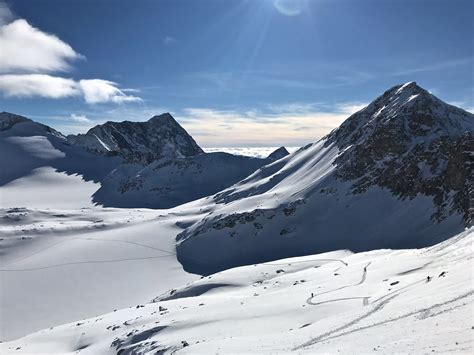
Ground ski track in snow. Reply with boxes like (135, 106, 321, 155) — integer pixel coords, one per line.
(262, 258, 348, 266)
(296, 290, 474, 350)
(0, 254, 177, 272)
(297, 262, 472, 351)
(306, 261, 371, 306)
(298, 260, 461, 349)
(0, 237, 177, 271)
(1, 229, 472, 353)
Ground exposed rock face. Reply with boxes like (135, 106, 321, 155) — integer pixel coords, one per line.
(68, 113, 204, 163)
(0, 112, 31, 131)
(325, 82, 473, 223)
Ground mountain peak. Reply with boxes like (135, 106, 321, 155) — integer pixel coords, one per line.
(392, 81, 419, 93)
(267, 146, 290, 161)
(376, 81, 430, 108)
(323, 83, 473, 224)
(68, 113, 203, 163)
(148, 112, 177, 124)
(327, 82, 473, 151)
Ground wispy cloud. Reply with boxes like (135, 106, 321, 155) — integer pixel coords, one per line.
(0, 74, 141, 103)
(178, 102, 367, 147)
(33, 99, 366, 143)
(0, 19, 83, 73)
(163, 36, 177, 45)
(79, 79, 141, 104)
(0, 74, 79, 98)
(69, 113, 91, 123)
(448, 101, 474, 113)
(186, 67, 373, 94)
(390, 57, 473, 76)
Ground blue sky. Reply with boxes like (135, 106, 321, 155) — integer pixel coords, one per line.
(0, 0, 472, 146)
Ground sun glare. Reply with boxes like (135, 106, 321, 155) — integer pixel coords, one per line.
(273, 0, 307, 16)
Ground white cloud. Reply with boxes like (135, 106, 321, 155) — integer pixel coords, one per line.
(0, 74, 79, 98)
(0, 19, 83, 73)
(79, 79, 141, 104)
(179, 103, 367, 147)
(0, 74, 141, 104)
(0, 2, 141, 104)
(69, 113, 91, 123)
(335, 102, 367, 115)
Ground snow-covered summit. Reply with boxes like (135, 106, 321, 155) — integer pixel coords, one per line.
(68, 113, 204, 163)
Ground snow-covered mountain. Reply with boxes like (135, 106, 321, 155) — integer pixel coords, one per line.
(3, 227, 472, 354)
(176, 82, 474, 274)
(266, 146, 290, 161)
(67, 113, 203, 164)
(93, 150, 287, 209)
(0, 112, 287, 209)
(0, 112, 122, 208)
(1, 84, 472, 353)
(325, 82, 472, 223)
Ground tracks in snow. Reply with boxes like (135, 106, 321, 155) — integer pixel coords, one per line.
(295, 290, 474, 350)
(0, 237, 177, 271)
(306, 262, 371, 306)
(296, 263, 468, 351)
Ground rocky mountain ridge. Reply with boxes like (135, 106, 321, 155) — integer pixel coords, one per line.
(67, 113, 204, 163)
(325, 82, 473, 223)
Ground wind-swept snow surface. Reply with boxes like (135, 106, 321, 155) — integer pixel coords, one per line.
(0, 167, 99, 209)
(0, 207, 201, 341)
(0, 112, 121, 209)
(2, 229, 472, 354)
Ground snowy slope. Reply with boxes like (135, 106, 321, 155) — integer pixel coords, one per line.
(176, 83, 473, 274)
(0, 112, 122, 209)
(1, 83, 471, 353)
(93, 150, 287, 209)
(2, 228, 472, 354)
(0, 206, 205, 341)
